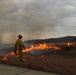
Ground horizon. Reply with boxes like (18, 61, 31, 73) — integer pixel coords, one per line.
(0, 35, 75, 45)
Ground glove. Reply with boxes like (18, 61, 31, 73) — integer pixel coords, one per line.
(14, 50, 17, 55)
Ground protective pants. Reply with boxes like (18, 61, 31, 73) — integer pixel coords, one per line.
(17, 51, 23, 61)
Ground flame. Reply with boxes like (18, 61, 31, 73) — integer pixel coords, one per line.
(2, 43, 60, 61)
(23, 43, 60, 53)
(2, 52, 15, 61)
(67, 42, 73, 47)
(2, 42, 76, 61)
(59, 42, 73, 47)
(3, 55, 8, 61)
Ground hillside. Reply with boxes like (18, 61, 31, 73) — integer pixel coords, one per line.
(24, 36, 76, 44)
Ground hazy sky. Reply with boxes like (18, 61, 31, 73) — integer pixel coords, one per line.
(0, 0, 76, 44)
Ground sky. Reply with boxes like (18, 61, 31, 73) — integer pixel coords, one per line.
(0, 0, 76, 44)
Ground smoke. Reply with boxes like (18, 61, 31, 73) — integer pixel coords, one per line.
(0, 0, 76, 44)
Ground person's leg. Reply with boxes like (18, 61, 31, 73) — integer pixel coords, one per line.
(18, 51, 23, 61)
(17, 51, 20, 60)
(20, 51, 23, 62)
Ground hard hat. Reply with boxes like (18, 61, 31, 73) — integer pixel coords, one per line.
(18, 34, 23, 38)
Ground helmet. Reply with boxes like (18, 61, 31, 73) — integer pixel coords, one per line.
(18, 34, 23, 38)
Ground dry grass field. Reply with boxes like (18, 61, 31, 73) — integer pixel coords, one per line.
(0, 44, 76, 75)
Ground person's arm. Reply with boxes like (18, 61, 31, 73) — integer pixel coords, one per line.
(15, 39, 18, 49)
(14, 39, 19, 54)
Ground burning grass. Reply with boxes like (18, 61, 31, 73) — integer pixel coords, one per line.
(0, 42, 76, 75)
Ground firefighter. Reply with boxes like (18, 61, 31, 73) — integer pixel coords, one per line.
(15, 34, 25, 62)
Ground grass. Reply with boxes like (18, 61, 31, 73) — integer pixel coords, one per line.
(23, 52, 76, 75)
(0, 45, 76, 75)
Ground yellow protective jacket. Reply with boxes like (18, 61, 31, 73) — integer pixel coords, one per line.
(15, 39, 25, 52)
